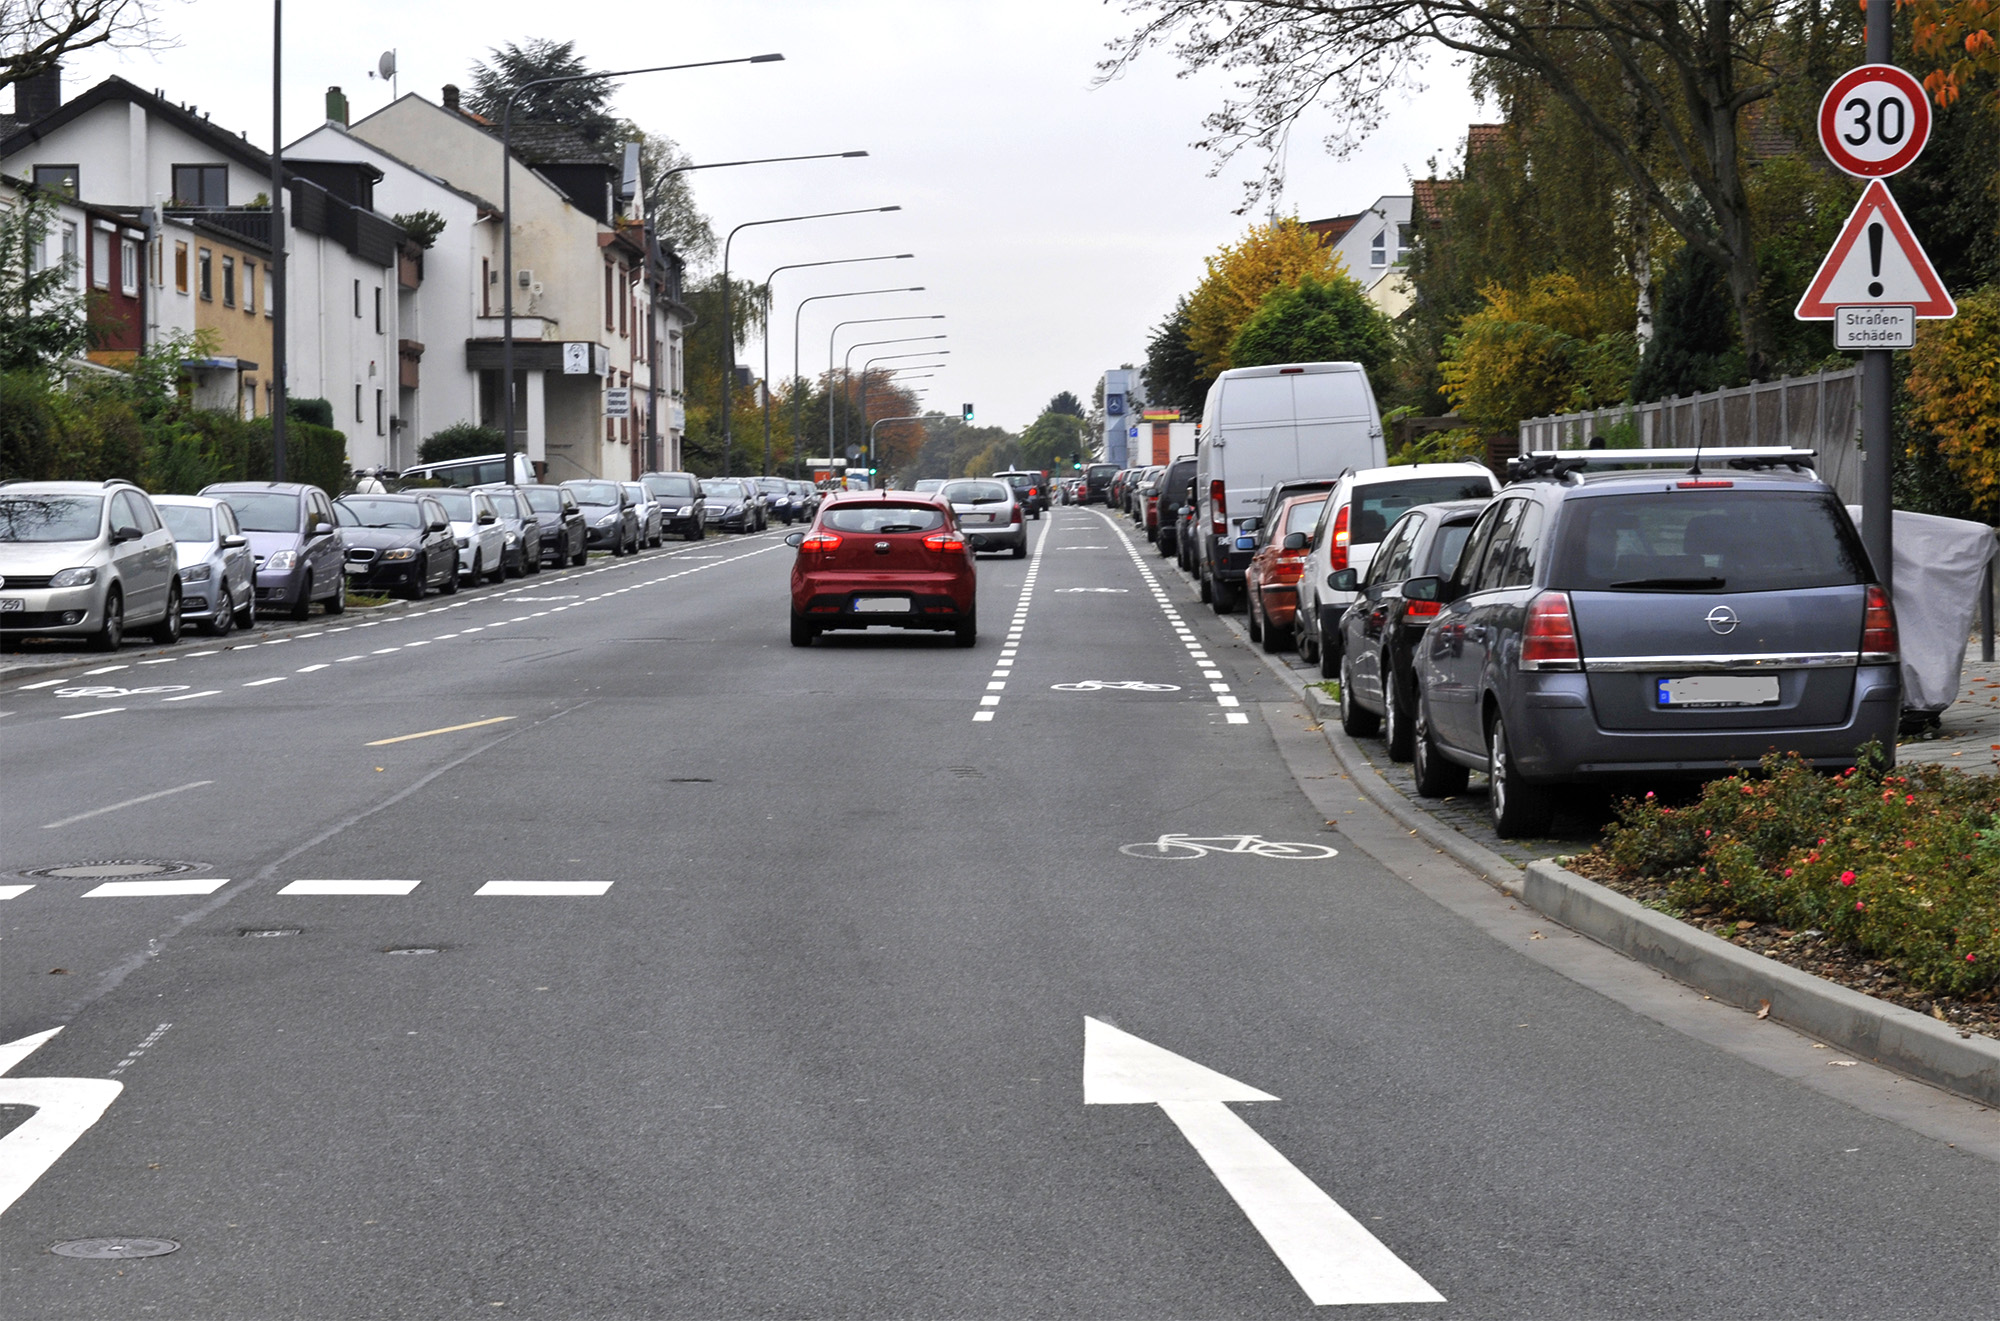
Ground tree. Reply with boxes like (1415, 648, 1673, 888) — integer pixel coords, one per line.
(1020, 409, 1090, 472)
(1907, 0, 2000, 107)
(1143, 296, 1208, 418)
(392, 210, 447, 250)
(467, 39, 618, 141)
(419, 422, 503, 463)
(1184, 218, 1346, 378)
(1440, 273, 1636, 431)
(1110, 0, 1828, 378)
(0, 192, 85, 373)
(1226, 273, 1394, 379)
(1630, 244, 1743, 402)
(1047, 390, 1086, 417)
(619, 124, 716, 267)
(1, 0, 164, 95)
(1906, 284, 2000, 518)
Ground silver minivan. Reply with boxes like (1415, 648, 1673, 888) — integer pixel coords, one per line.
(1191, 362, 1385, 612)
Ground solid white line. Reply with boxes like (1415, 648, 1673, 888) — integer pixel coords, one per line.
(0, 885, 33, 900)
(41, 779, 214, 829)
(279, 879, 421, 895)
(0, 1028, 124, 1221)
(160, 689, 221, 702)
(84, 877, 230, 898)
(60, 707, 123, 719)
(474, 880, 612, 897)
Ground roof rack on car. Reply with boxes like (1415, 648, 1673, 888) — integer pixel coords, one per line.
(1509, 447, 1819, 481)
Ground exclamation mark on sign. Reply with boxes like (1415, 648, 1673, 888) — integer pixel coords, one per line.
(1867, 222, 1884, 298)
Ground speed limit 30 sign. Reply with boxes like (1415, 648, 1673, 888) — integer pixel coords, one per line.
(1818, 64, 1931, 177)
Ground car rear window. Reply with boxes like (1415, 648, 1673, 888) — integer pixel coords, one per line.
(159, 504, 215, 542)
(1550, 490, 1869, 593)
(0, 495, 104, 541)
(1351, 476, 1493, 545)
(216, 492, 301, 533)
(943, 481, 1010, 504)
(1282, 498, 1326, 537)
(521, 487, 564, 513)
(822, 505, 946, 534)
(643, 476, 697, 499)
(1427, 519, 1476, 578)
(431, 491, 475, 520)
(568, 482, 622, 505)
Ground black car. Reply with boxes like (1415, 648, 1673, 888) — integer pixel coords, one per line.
(1329, 499, 1490, 761)
(520, 484, 587, 566)
(1083, 463, 1118, 505)
(334, 493, 460, 599)
(993, 470, 1048, 518)
(473, 484, 545, 577)
(561, 480, 640, 555)
(1155, 457, 1198, 560)
(640, 471, 706, 540)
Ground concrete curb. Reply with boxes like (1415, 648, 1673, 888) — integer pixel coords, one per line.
(1221, 602, 2000, 1110)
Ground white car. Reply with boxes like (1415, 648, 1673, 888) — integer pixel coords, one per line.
(621, 482, 666, 548)
(152, 494, 257, 635)
(427, 488, 508, 586)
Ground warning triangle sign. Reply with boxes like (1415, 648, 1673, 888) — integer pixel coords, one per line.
(1795, 180, 1956, 319)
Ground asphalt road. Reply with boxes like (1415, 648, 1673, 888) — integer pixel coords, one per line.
(2, 508, 1997, 1319)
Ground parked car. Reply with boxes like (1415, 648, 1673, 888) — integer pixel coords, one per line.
(202, 481, 346, 619)
(1244, 489, 1332, 652)
(1190, 362, 1386, 613)
(1294, 463, 1499, 677)
(1156, 457, 1198, 560)
(791, 480, 822, 521)
(1328, 499, 1488, 760)
(563, 480, 641, 554)
(786, 492, 976, 647)
(640, 471, 705, 540)
(472, 485, 546, 576)
(1083, 463, 1118, 505)
(993, 470, 1048, 518)
(753, 475, 801, 525)
(521, 484, 587, 566)
(1134, 465, 1168, 536)
(333, 492, 461, 599)
(151, 494, 256, 635)
(937, 478, 1026, 557)
(426, 487, 509, 584)
(0, 479, 183, 649)
(621, 482, 666, 548)
(699, 479, 759, 534)
(394, 452, 537, 488)
(1402, 449, 1899, 837)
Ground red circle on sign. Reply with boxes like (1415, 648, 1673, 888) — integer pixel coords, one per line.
(1818, 64, 1931, 177)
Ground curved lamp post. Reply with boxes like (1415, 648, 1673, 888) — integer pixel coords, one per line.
(758, 254, 914, 475)
(789, 288, 923, 477)
(826, 320, 946, 462)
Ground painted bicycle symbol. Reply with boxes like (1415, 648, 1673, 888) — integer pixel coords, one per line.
(1051, 680, 1181, 693)
(1120, 833, 1339, 861)
(53, 685, 190, 700)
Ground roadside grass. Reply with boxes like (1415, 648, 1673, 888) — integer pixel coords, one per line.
(1597, 747, 2000, 997)
(1311, 680, 1339, 701)
(346, 592, 393, 608)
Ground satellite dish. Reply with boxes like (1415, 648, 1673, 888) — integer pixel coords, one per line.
(377, 51, 397, 82)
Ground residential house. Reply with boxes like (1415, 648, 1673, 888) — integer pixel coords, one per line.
(1, 170, 150, 373)
(1304, 194, 1415, 316)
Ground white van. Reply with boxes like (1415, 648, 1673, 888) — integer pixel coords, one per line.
(1191, 362, 1384, 612)
(396, 452, 537, 488)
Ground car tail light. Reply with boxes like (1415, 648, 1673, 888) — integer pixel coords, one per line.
(1404, 599, 1441, 620)
(1011, 504, 1022, 525)
(1861, 584, 1898, 660)
(1520, 591, 1581, 670)
(1329, 503, 1350, 571)
(1210, 480, 1226, 535)
(923, 531, 966, 553)
(800, 532, 842, 553)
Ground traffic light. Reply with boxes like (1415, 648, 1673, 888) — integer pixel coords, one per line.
(962, 403, 974, 423)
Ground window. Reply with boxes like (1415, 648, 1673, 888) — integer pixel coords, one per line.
(120, 237, 139, 296)
(60, 222, 78, 282)
(618, 267, 629, 337)
(1471, 499, 1528, 594)
(174, 241, 189, 292)
(1497, 503, 1544, 589)
(32, 164, 78, 196)
(198, 247, 213, 301)
(241, 384, 255, 421)
(263, 267, 272, 318)
(1396, 224, 1414, 265)
(355, 383, 364, 422)
(91, 226, 110, 288)
(353, 279, 362, 317)
(221, 255, 236, 307)
(374, 286, 383, 334)
(171, 164, 228, 207)
(1370, 228, 1388, 268)
(481, 258, 491, 316)
(110, 491, 145, 539)
(604, 264, 615, 330)
(242, 260, 255, 313)
(376, 389, 385, 436)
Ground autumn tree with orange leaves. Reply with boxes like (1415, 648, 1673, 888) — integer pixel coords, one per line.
(1904, 0, 2000, 105)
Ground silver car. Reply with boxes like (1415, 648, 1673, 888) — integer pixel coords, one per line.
(0, 479, 183, 650)
(938, 479, 1026, 557)
(428, 487, 509, 585)
(622, 482, 666, 548)
(153, 494, 256, 635)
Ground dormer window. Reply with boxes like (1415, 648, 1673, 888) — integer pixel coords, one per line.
(1370, 228, 1388, 268)
(171, 164, 228, 207)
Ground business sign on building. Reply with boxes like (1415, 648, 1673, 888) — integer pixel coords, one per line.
(603, 387, 631, 418)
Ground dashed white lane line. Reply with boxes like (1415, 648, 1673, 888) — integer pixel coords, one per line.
(60, 707, 123, 719)
(242, 677, 286, 687)
(972, 522, 1047, 723)
(279, 879, 421, 896)
(40, 779, 213, 829)
(297, 664, 329, 673)
(83, 877, 230, 898)
(1091, 508, 1246, 726)
(475, 880, 613, 897)
(18, 679, 65, 690)
(82, 665, 128, 676)
(0, 885, 32, 901)
(161, 690, 221, 702)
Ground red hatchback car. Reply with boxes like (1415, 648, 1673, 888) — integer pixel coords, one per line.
(787, 492, 978, 647)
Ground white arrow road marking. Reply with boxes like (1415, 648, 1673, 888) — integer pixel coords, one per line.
(0, 1028, 123, 1221)
(1083, 1017, 1443, 1307)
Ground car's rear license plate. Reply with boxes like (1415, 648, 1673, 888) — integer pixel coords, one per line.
(853, 597, 910, 613)
(1658, 675, 1779, 707)
(0, 598, 24, 612)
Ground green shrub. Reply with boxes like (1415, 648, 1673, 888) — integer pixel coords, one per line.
(287, 397, 335, 429)
(420, 422, 503, 463)
(0, 370, 60, 478)
(1604, 749, 2000, 994)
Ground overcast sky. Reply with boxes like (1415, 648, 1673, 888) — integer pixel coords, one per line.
(49, 0, 1483, 430)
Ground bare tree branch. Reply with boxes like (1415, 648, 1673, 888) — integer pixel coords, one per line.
(1, 0, 173, 94)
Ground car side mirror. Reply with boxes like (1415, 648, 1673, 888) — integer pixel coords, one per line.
(477, 511, 496, 524)
(429, 520, 450, 533)
(1328, 568, 1360, 592)
(112, 525, 144, 543)
(1239, 517, 1263, 534)
(784, 530, 806, 547)
(221, 533, 248, 549)
(1281, 532, 1309, 551)
(1402, 575, 1443, 603)
(311, 520, 334, 537)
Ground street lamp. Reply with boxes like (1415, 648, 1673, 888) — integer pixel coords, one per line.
(759, 254, 914, 476)
(661, 149, 866, 184)
(788, 285, 922, 478)
(826, 318, 946, 460)
(501, 52, 782, 483)
(847, 345, 950, 484)
(720, 205, 901, 475)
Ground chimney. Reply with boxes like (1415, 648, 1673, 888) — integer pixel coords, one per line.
(326, 85, 349, 126)
(14, 63, 61, 122)
(442, 84, 461, 113)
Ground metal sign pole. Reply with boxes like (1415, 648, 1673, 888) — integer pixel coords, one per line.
(1861, 0, 1893, 595)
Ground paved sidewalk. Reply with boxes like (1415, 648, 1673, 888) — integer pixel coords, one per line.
(1896, 638, 2000, 771)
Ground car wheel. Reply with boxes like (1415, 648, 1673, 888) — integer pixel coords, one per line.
(1338, 652, 1380, 737)
(1317, 610, 1342, 680)
(953, 607, 977, 648)
(1412, 697, 1470, 798)
(207, 587, 235, 636)
(790, 613, 816, 647)
(1012, 538, 1027, 559)
(1487, 715, 1554, 839)
(1197, 562, 1213, 603)
(149, 582, 183, 645)
(1246, 589, 1264, 642)
(1210, 574, 1239, 614)
(324, 574, 346, 614)
(403, 557, 428, 600)
(1296, 608, 1318, 665)
(439, 557, 459, 594)
(290, 572, 314, 620)
(571, 537, 587, 567)
(90, 588, 124, 651)
(236, 586, 256, 629)
(1383, 664, 1416, 763)
(1261, 601, 1289, 653)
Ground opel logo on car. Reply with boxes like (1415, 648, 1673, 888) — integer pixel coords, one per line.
(1705, 605, 1739, 635)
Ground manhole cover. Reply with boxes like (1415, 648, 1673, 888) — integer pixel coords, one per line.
(383, 946, 440, 956)
(22, 860, 204, 880)
(51, 1238, 179, 1259)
